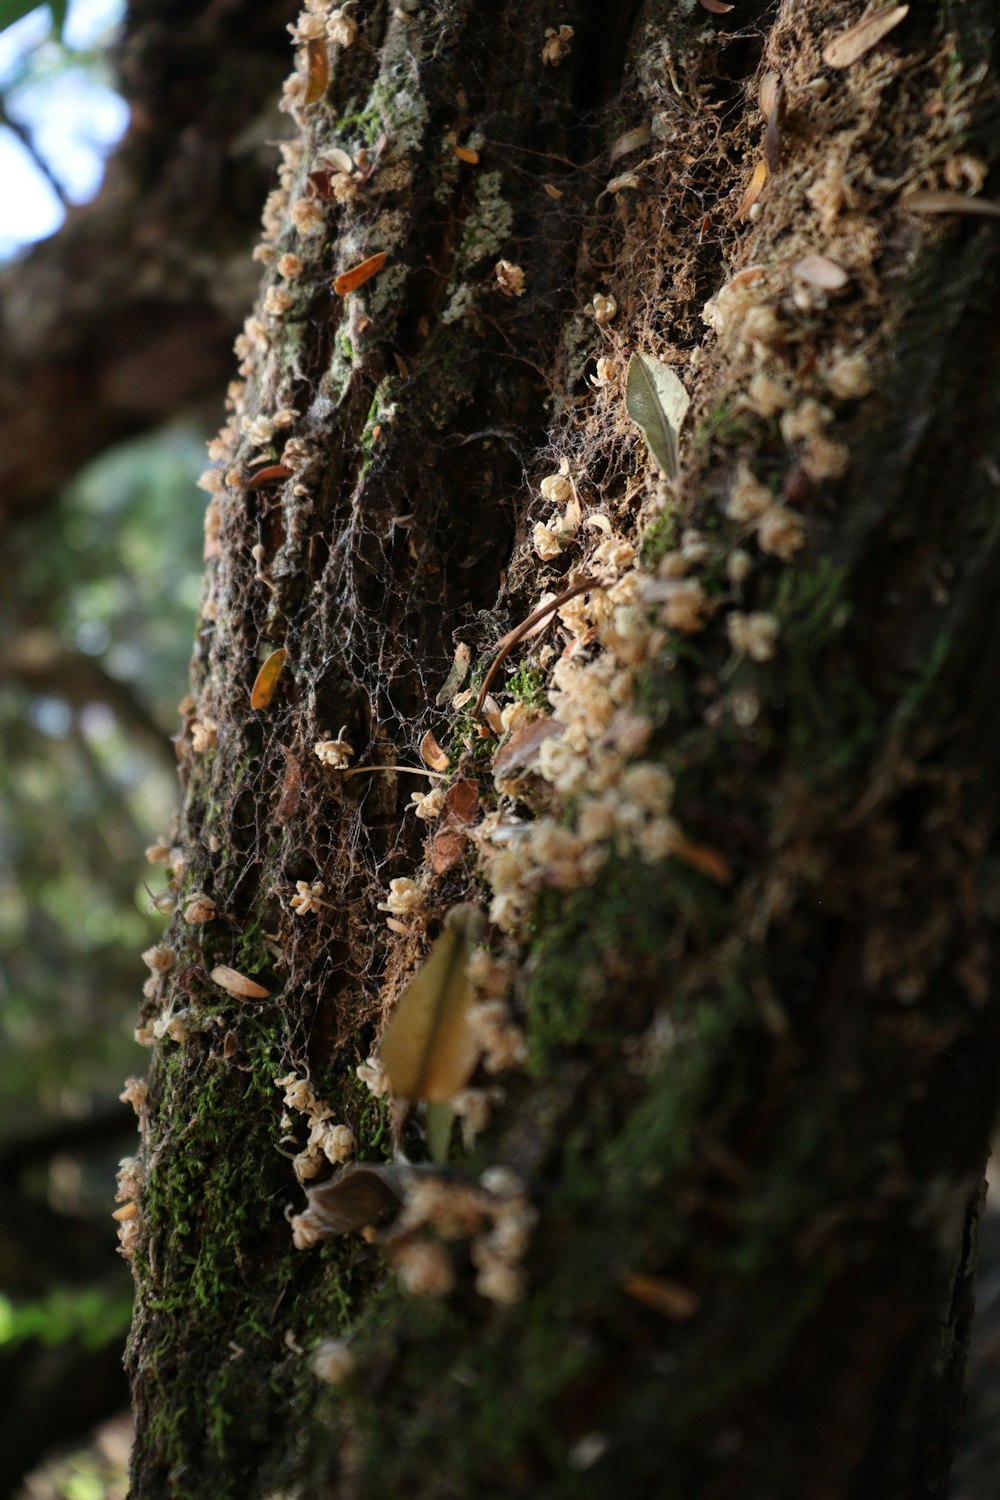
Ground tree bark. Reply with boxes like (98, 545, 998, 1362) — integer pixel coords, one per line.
(124, 2, 1000, 1497)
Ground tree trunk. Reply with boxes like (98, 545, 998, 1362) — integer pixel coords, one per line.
(124, 2, 1000, 1497)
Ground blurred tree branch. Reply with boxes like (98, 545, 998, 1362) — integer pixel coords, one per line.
(0, 0, 299, 540)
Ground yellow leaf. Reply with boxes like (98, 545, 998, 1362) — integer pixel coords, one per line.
(737, 159, 768, 220)
(304, 37, 330, 104)
(250, 648, 287, 710)
(380, 906, 483, 1102)
(210, 965, 271, 999)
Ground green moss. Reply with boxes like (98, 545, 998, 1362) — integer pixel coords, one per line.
(694, 399, 752, 449)
(639, 511, 680, 566)
(504, 663, 547, 709)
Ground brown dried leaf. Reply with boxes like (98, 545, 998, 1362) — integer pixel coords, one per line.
(492, 717, 562, 786)
(304, 37, 330, 104)
(737, 159, 768, 220)
(210, 965, 271, 1000)
(305, 1165, 406, 1235)
(792, 255, 849, 289)
(763, 77, 785, 173)
(380, 906, 484, 1102)
(250, 647, 287, 710)
(275, 746, 303, 824)
(672, 835, 733, 886)
(543, 182, 563, 199)
(901, 189, 1000, 219)
(333, 251, 387, 295)
(622, 1272, 701, 1320)
(431, 829, 468, 874)
(609, 123, 651, 163)
(247, 464, 292, 491)
(442, 778, 480, 825)
(698, 0, 734, 11)
(419, 729, 450, 771)
(435, 641, 471, 705)
(822, 4, 909, 69)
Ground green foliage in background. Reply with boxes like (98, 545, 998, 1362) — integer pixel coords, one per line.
(0, 426, 205, 1155)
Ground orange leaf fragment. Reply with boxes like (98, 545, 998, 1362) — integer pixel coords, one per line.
(304, 37, 330, 104)
(698, 0, 734, 11)
(247, 464, 292, 491)
(543, 182, 563, 199)
(737, 160, 768, 220)
(419, 729, 450, 772)
(622, 1272, 701, 1320)
(822, 5, 908, 70)
(431, 829, 468, 874)
(454, 145, 479, 164)
(210, 965, 271, 1000)
(333, 251, 387, 295)
(250, 648, 287, 710)
(672, 835, 733, 886)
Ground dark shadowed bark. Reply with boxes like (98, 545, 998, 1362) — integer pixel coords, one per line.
(122, 2, 1000, 1497)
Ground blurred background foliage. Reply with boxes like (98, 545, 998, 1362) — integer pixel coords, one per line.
(0, 9, 208, 1493)
(1, 424, 204, 1151)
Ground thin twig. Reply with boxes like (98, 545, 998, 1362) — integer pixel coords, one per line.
(339, 764, 448, 780)
(473, 576, 601, 719)
(0, 97, 71, 210)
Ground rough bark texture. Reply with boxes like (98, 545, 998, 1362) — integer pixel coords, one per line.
(124, 2, 1000, 1498)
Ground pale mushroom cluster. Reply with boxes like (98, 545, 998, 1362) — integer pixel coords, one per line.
(275, 1071, 356, 1183)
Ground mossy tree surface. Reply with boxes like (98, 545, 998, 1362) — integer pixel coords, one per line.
(127, 3, 1000, 1498)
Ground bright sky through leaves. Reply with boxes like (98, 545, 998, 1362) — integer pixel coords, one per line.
(0, 0, 127, 257)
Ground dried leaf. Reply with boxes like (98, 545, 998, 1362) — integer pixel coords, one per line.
(442, 778, 480, 824)
(822, 4, 909, 69)
(792, 255, 849, 289)
(737, 159, 768, 220)
(333, 251, 387, 295)
(425, 1102, 455, 1164)
(380, 906, 484, 1103)
(455, 145, 479, 164)
(419, 729, 450, 771)
(305, 1165, 406, 1235)
(758, 71, 781, 121)
(521, 591, 557, 641)
(622, 1272, 701, 1320)
(901, 189, 1000, 219)
(762, 76, 785, 173)
(247, 464, 292, 491)
(210, 965, 271, 1000)
(609, 123, 651, 163)
(625, 353, 691, 481)
(543, 182, 563, 199)
(250, 647, 287, 710)
(275, 746, 303, 824)
(698, 0, 734, 11)
(605, 171, 642, 195)
(435, 641, 471, 705)
(304, 37, 330, 104)
(672, 835, 733, 886)
(431, 829, 469, 875)
(320, 146, 355, 176)
(430, 779, 479, 872)
(492, 717, 562, 786)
